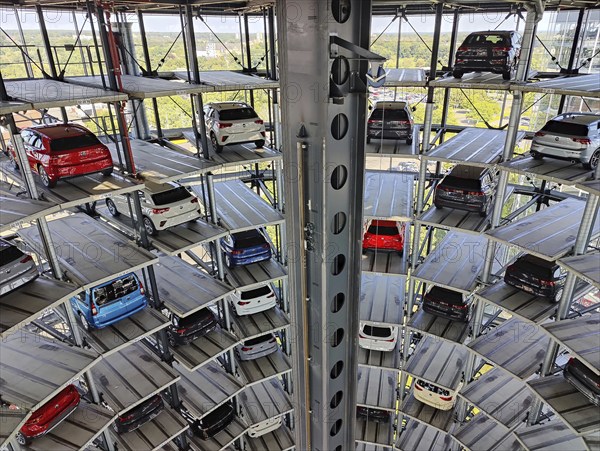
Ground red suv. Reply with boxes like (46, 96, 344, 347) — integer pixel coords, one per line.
(362, 220, 406, 253)
(8, 123, 113, 188)
(16, 384, 80, 445)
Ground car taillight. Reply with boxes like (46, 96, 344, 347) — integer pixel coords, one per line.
(454, 304, 468, 310)
(177, 327, 188, 333)
(440, 396, 453, 401)
(466, 191, 484, 197)
(572, 137, 591, 144)
(91, 301, 98, 316)
(492, 47, 510, 56)
(139, 282, 145, 295)
(567, 357, 574, 365)
(152, 207, 170, 214)
(415, 384, 423, 391)
(540, 279, 555, 287)
(119, 413, 134, 422)
(262, 244, 270, 249)
(20, 255, 33, 263)
(457, 46, 468, 52)
(232, 250, 243, 255)
(359, 333, 366, 339)
(255, 119, 264, 125)
(385, 337, 395, 342)
(241, 347, 252, 351)
(269, 337, 276, 343)
(238, 301, 251, 306)
(218, 122, 233, 129)
(267, 293, 275, 298)
(190, 197, 198, 204)
(534, 132, 545, 137)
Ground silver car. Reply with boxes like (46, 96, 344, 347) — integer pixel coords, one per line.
(236, 333, 279, 361)
(531, 113, 600, 169)
(0, 241, 38, 296)
(203, 102, 266, 153)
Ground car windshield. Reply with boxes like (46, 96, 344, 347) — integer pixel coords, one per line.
(416, 379, 451, 396)
(241, 285, 271, 300)
(440, 175, 481, 191)
(0, 243, 24, 264)
(218, 107, 258, 121)
(465, 33, 510, 46)
(92, 275, 139, 306)
(151, 187, 192, 205)
(367, 225, 398, 235)
(362, 324, 392, 338)
(541, 121, 589, 136)
(370, 108, 409, 121)
(50, 134, 100, 152)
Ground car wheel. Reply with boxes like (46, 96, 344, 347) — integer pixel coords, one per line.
(255, 139, 265, 148)
(452, 70, 463, 79)
(15, 432, 29, 446)
(167, 331, 177, 347)
(583, 150, 599, 170)
(106, 198, 119, 216)
(531, 151, 544, 160)
(502, 70, 512, 81)
(554, 288, 564, 303)
(479, 207, 488, 217)
(79, 313, 90, 332)
(406, 138, 413, 145)
(366, 137, 371, 144)
(101, 167, 113, 176)
(143, 216, 157, 236)
(38, 165, 56, 188)
(434, 201, 443, 209)
(211, 133, 223, 154)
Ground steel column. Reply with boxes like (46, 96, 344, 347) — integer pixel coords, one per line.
(277, 1, 374, 448)
(557, 8, 586, 113)
(14, 6, 34, 78)
(243, 13, 255, 106)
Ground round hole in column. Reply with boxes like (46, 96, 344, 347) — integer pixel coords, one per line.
(330, 418, 343, 436)
(330, 360, 344, 379)
(331, 212, 347, 235)
(331, 56, 350, 85)
(335, 446, 342, 451)
(331, 0, 351, 23)
(330, 391, 343, 409)
(331, 254, 346, 276)
(331, 292, 345, 313)
(331, 328, 344, 347)
(330, 165, 348, 190)
(331, 114, 349, 141)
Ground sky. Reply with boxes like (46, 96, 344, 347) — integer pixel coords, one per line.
(0, 7, 559, 35)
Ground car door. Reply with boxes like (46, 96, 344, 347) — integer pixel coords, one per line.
(71, 292, 90, 319)
(29, 133, 46, 170)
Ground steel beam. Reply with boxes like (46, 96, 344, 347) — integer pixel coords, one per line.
(277, 1, 373, 449)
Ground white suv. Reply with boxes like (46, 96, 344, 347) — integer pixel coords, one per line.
(358, 323, 398, 352)
(531, 113, 600, 169)
(229, 283, 278, 316)
(203, 102, 266, 153)
(105, 181, 202, 236)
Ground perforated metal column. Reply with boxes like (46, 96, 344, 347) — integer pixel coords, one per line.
(277, 1, 371, 449)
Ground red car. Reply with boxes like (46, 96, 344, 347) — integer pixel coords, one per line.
(8, 123, 113, 188)
(362, 220, 405, 253)
(16, 384, 80, 445)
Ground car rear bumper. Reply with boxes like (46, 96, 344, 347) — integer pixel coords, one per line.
(153, 209, 202, 230)
(564, 368, 600, 406)
(91, 300, 147, 329)
(358, 337, 396, 352)
(237, 344, 278, 361)
(422, 302, 469, 322)
(434, 196, 486, 213)
(232, 297, 278, 316)
(195, 413, 235, 439)
(367, 128, 411, 139)
(247, 417, 283, 438)
(50, 159, 113, 180)
(504, 274, 556, 299)
(0, 266, 38, 296)
(220, 131, 265, 145)
(454, 60, 511, 73)
(115, 402, 165, 434)
(414, 389, 455, 411)
(230, 251, 272, 266)
(171, 322, 217, 345)
(530, 144, 592, 163)
(362, 242, 404, 252)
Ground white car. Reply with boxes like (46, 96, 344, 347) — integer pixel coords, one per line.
(413, 379, 462, 411)
(247, 416, 282, 438)
(229, 283, 278, 316)
(0, 241, 38, 296)
(105, 181, 202, 236)
(358, 323, 398, 352)
(203, 102, 266, 153)
(531, 113, 600, 169)
(236, 333, 279, 361)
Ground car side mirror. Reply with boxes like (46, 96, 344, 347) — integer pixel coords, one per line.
(411, 107, 417, 112)
(368, 105, 373, 110)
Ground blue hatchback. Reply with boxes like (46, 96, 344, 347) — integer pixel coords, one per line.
(221, 229, 272, 268)
(69, 273, 148, 331)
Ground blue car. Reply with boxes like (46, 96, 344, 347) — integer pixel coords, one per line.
(221, 229, 272, 268)
(70, 273, 147, 331)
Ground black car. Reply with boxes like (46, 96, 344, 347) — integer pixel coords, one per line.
(422, 286, 472, 322)
(453, 30, 522, 80)
(192, 401, 236, 439)
(366, 101, 414, 145)
(165, 308, 218, 347)
(434, 165, 496, 217)
(504, 254, 566, 302)
(564, 358, 600, 406)
(356, 406, 391, 423)
(114, 395, 165, 433)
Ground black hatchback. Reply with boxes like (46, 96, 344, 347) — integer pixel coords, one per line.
(165, 308, 218, 347)
(422, 286, 472, 322)
(114, 394, 165, 434)
(434, 165, 496, 217)
(504, 254, 566, 302)
(564, 357, 600, 406)
(192, 401, 236, 439)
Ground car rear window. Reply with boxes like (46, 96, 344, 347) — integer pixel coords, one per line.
(416, 379, 451, 396)
(362, 324, 392, 338)
(234, 231, 266, 248)
(425, 287, 464, 305)
(50, 134, 100, 152)
(541, 120, 589, 136)
(0, 243, 24, 264)
(151, 187, 192, 205)
(244, 334, 274, 346)
(179, 308, 213, 327)
(218, 107, 258, 121)
(512, 256, 556, 278)
(464, 33, 510, 46)
(367, 225, 399, 236)
(241, 285, 271, 300)
(93, 274, 139, 306)
(370, 108, 409, 121)
(440, 175, 481, 191)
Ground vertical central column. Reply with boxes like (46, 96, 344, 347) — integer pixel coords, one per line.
(277, 1, 371, 450)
